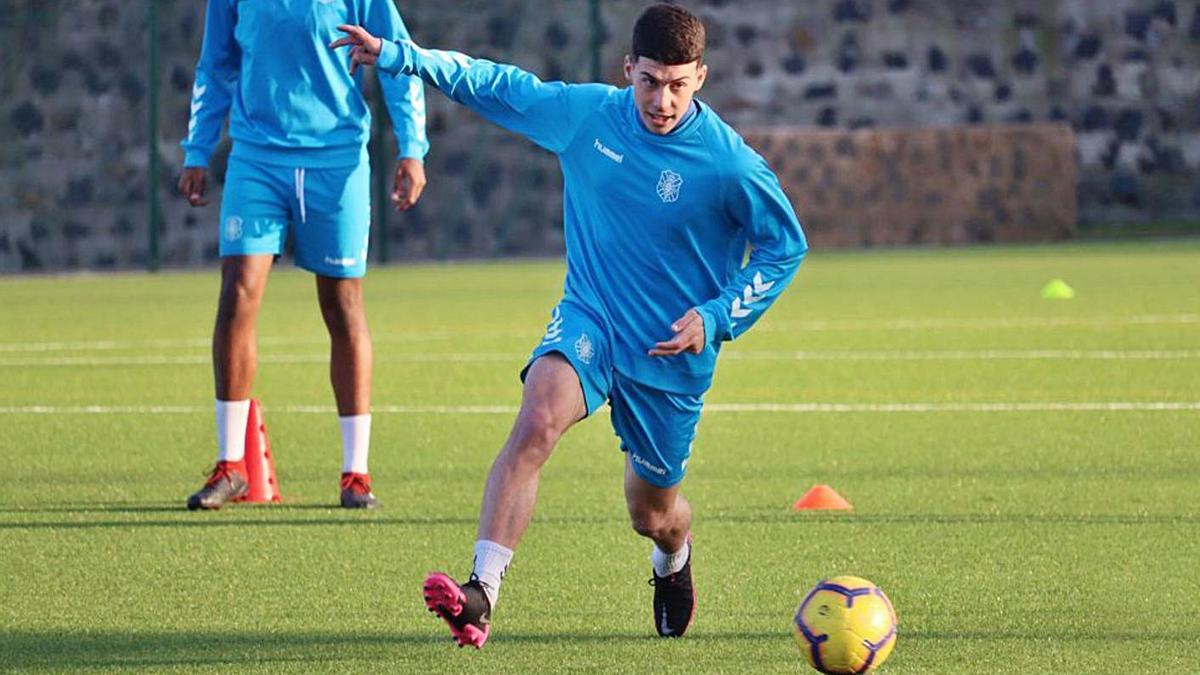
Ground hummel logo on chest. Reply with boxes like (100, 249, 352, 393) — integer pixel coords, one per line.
(593, 138, 624, 164)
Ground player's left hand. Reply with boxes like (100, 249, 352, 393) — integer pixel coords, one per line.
(649, 308, 706, 357)
(330, 25, 382, 74)
(393, 158, 427, 210)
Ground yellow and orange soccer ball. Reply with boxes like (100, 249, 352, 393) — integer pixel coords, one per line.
(792, 576, 898, 674)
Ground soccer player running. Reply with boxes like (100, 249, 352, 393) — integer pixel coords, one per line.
(180, 0, 429, 510)
(334, 3, 807, 644)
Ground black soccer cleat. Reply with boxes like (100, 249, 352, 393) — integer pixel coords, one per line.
(422, 573, 492, 648)
(186, 461, 249, 510)
(650, 538, 696, 637)
(339, 472, 380, 509)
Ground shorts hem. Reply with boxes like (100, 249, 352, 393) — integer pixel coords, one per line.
(521, 349, 602, 417)
(622, 446, 684, 488)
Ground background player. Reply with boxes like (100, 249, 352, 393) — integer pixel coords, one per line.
(181, 0, 428, 510)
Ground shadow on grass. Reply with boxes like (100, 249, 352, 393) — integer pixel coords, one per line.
(906, 630, 1196, 643)
(0, 516, 476, 531)
(0, 502, 402, 514)
(0, 628, 774, 670)
(0, 630, 421, 670)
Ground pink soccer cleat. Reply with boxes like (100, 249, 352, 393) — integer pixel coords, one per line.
(422, 572, 492, 648)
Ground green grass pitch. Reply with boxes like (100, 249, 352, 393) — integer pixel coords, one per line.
(1, 240, 1198, 673)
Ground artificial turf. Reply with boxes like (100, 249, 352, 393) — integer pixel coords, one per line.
(1, 240, 1197, 673)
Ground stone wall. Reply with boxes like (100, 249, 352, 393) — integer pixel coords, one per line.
(745, 124, 1077, 246)
(1, 0, 1198, 272)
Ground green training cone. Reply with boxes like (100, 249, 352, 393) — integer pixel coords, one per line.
(1041, 279, 1075, 300)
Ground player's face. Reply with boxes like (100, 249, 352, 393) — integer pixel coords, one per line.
(624, 56, 707, 135)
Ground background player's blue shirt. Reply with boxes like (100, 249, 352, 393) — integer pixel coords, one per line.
(379, 41, 807, 394)
(182, 0, 427, 169)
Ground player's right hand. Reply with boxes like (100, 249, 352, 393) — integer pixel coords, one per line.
(179, 167, 207, 207)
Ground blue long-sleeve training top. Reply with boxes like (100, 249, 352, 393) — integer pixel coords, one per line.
(378, 40, 807, 394)
(182, 0, 428, 169)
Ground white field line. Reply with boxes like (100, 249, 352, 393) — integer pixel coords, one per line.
(3, 349, 1199, 368)
(0, 333, 454, 353)
(1, 314, 1196, 354)
(1, 402, 1198, 415)
(720, 349, 1200, 361)
(757, 313, 1200, 332)
(0, 353, 517, 367)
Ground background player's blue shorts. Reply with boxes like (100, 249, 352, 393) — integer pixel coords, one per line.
(219, 156, 371, 278)
(522, 300, 704, 488)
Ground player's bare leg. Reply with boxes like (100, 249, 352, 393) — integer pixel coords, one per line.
(423, 353, 586, 647)
(625, 461, 696, 637)
(213, 255, 274, 399)
(316, 275, 377, 508)
(478, 353, 586, 546)
(188, 255, 274, 510)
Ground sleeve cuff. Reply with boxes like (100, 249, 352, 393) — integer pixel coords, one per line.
(395, 139, 428, 161)
(183, 150, 210, 168)
(376, 39, 404, 74)
(695, 302, 727, 346)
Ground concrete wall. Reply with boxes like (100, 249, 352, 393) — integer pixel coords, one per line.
(1, 0, 1198, 271)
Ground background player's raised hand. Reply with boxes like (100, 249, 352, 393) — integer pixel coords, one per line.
(178, 167, 207, 207)
(330, 25, 382, 74)
(649, 308, 706, 357)
(393, 158, 427, 211)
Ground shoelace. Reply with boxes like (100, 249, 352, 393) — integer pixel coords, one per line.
(202, 462, 239, 488)
(340, 473, 371, 493)
(649, 573, 683, 587)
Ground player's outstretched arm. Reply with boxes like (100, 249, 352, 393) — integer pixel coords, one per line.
(331, 25, 606, 154)
(693, 158, 809, 345)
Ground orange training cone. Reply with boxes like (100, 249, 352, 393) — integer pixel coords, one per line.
(238, 399, 280, 503)
(792, 484, 853, 511)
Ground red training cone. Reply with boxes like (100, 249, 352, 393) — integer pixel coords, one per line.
(792, 484, 853, 511)
(237, 399, 280, 503)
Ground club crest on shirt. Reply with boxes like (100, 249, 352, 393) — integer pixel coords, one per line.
(574, 332, 594, 364)
(656, 169, 683, 203)
(224, 216, 243, 241)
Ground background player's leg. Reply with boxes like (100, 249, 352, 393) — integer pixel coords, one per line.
(316, 275, 377, 508)
(189, 254, 274, 510)
(316, 275, 371, 416)
(213, 255, 274, 402)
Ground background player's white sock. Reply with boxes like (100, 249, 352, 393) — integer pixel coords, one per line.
(215, 399, 251, 463)
(340, 414, 371, 474)
(652, 540, 690, 577)
(472, 539, 513, 609)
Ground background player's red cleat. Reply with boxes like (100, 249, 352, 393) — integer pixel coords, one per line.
(339, 472, 379, 509)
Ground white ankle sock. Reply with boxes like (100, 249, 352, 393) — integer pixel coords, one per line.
(652, 540, 690, 577)
(215, 399, 251, 463)
(340, 414, 371, 474)
(472, 539, 513, 609)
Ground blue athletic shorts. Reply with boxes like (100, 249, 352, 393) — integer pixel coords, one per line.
(522, 300, 704, 488)
(218, 156, 371, 278)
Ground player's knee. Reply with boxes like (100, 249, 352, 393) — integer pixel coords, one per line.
(217, 274, 264, 323)
(318, 282, 367, 339)
(510, 405, 565, 458)
(628, 508, 673, 540)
